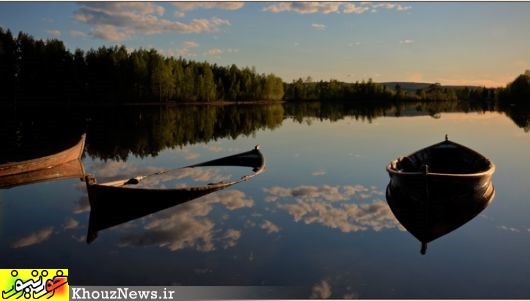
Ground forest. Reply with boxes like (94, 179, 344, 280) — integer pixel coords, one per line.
(0, 27, 528, 106)
(0, 28, 284, 105)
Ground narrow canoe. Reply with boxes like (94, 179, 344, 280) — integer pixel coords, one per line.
(0, 159, 85, 189)
(0, 134, 86, 177)
(385, 137, 496, 254)
(84, 145, 265, 243)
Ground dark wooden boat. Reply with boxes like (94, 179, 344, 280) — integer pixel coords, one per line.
(85, 145, 265, 243)
(0, 159, 85, 189)
(386, 136, 496, 254)
(0, 134, 86, 177)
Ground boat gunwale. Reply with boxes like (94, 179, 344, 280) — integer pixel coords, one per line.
(0, 133, 86, 170)
(88, 146, 266, 191)
(386, 139, 496, 178)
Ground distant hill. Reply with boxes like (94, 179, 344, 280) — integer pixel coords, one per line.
(382, 82, 483, 91)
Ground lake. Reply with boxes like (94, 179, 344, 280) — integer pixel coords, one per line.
(2, 101, 530, 298)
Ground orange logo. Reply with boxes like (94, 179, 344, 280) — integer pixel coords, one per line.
(1, 269, 68, 300)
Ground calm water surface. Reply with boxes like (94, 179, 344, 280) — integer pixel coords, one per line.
(2, 103, 530, 298)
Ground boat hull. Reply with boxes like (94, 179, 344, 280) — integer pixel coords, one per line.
(385, 139, 496, 253)
(84, 146, 265, 243)
(0, 134, 86, 177)
(0, 159, 85, 189)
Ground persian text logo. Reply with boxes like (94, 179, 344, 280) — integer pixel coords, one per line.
(1, 269, 68, 301)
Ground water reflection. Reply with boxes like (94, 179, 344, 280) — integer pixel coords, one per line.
(117, 190, 253, 252)
(2, 100, 530, 162)
(85, 147, 265, 243)
(264, 184, 401, 233)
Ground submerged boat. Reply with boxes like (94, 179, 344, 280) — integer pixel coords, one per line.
(386, 136, 496, 254)
(85, 145, 265, 243)
(0, 134, 86, 177)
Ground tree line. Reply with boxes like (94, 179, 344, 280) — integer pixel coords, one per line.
(0, 28, 284, 105)
(1, 27, 528, 106)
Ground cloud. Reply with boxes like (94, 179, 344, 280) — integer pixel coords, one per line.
(204, 48, 223, 56)
(498, 225, 520, 233)
(74, 2, 230, 41)
(263, 2, 411, 15)
(172, 2, 245, 16)
(264, 184, 371, 203)
(162, 41, 199, 58)
(348, 42, 361, 47)
(400, 39, 415, 44)
(47, 30, 61, 37)
(203, 48, 239, 57)
(264, 2, 341, 14)
(185, 152, 200, 160)
(261, 220, 280, 234)
(222, 229, 241, 248)
(311, 23, 326, 31)
(183, 41, 199, 49)
(205, 145, 224, 153)
(311, 169, 326, 176)
(265, 185, 402, 233)
(119, 190, 253, 252)
(69, 30, 87, 38)
(310, 280, 332, 299)
(11, 227, 54, 248)
(342, 3, 370, 14)
(63, 218, 80, 230)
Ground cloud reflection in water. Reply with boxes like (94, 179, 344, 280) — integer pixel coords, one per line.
(264, 185, 402, 233)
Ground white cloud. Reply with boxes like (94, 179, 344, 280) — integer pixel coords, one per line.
(265, 184, 402, 233)
(310, 280, 332, 299)
(261, 220, 280, 234)
(74, 2, 230, 41)
(311, 169, 326, 176)
(264, 184, 370, 203)
(222, 229, 241, 248)
(348, 42, 361, 47)
(400, 39, 415, 44)
(342, 3, 370, 14)
(311, 23, 326, 31)
(172, 2, 244, 18)
(119, 190, 253, 252)
(69, 30, 87, 38)
(183, 41, 199, 49)
(263, 2, 411, 15)
(204, 48, 223, 56)
(203, 48, 239, 57)
(64, 218, 80, 230)
(498, 225, 521, 233)
(11, 227, 54, 248)
(47, 30, 61, 37)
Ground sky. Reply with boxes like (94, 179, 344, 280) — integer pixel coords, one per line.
(0, 2, 529, 87)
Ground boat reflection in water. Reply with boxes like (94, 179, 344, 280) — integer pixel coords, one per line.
(386, 136, 496, 254)
(0, 134, 86, 189)
(85, 146, 265, 243)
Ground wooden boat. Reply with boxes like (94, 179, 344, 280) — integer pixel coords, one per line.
(386, 136, 496, 254)
(0, 159, 85, 189)
(0, 134, 86, 177)
(85, 145, 265, 243)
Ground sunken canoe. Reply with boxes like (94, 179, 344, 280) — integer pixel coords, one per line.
(0, 134, 86, 177)
(386, 137, 495, 204)
(84, 145, 265, 243)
